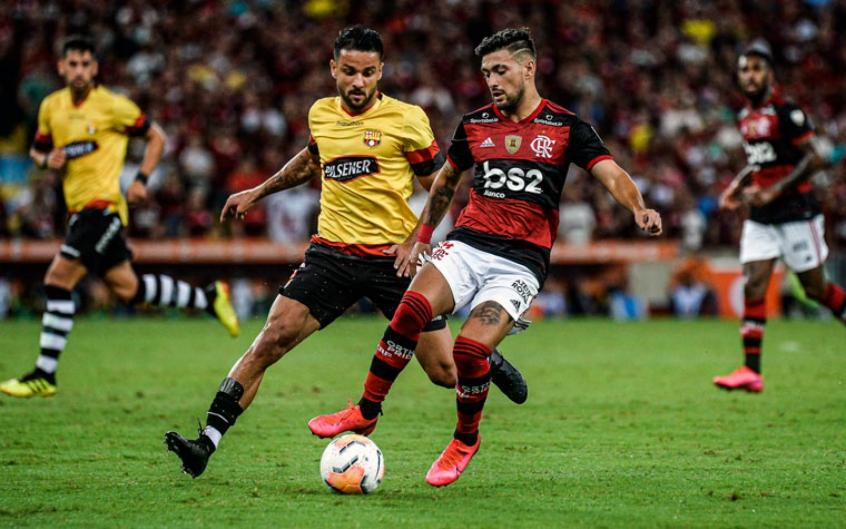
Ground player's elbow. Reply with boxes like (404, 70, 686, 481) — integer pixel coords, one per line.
(148, 122, 168, 145)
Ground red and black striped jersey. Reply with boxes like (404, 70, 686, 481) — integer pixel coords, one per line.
(738, 91, 819, 224)
(445, 99, 611, 284)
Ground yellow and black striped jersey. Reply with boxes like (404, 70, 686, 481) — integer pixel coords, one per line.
(307, 93, 442, 254)
(33, 85, 150, 225)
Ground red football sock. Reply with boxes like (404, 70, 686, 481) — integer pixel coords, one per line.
(741, 299, 766, 373)
(822, 283, 846, 323)
(361, 291, 433, 412)
(453, 336, 492, 446)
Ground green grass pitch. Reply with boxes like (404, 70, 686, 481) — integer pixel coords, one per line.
(0, 317, 844, 528)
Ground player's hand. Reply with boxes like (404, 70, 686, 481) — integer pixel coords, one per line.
(634, 208, 662, 236)
(384, 239, 415, 277)
(744, 184, 779, 207)
(126, 180, 149, 205)
(220, 188, 260, 222)
(46, 149, 66, 170)
(718, 187, 743, 211)
(398, 241, 432, 278)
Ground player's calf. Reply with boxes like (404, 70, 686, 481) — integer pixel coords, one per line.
(131, 275, 239, 337)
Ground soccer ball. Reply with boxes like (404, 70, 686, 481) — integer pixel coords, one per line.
(319, 434, 384, 494)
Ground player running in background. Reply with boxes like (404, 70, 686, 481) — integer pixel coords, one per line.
(0, 36, 239, 399)
(310, 28, 662, 487)
(713, 42, 845, 393)
(164, 26, 527, 478)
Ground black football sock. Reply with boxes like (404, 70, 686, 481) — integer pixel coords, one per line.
(202, 377, 244, 451)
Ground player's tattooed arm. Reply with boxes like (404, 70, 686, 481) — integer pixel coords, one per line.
(591, 158, 662, 235)
(221, 147, 320, 221)
(395, 162, 465, 277)
(256, 148, 321, 198)
(746, 138, 826, 207)
(421, 162, 463, 227)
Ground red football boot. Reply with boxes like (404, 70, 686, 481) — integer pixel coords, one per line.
(308, 401, 378, 438)
(713, 366, 764, 393)
(425, 436, 481, 487)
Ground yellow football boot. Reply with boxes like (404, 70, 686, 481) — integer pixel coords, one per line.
(0, 373, 57, 398)
(210, 281, 240, 337)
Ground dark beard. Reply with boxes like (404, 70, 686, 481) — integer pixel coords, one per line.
(69, 82, 93, 102)
(340, 89, 374, 112)
(493, 86, 525, 114)
(744, 83, 770, 107)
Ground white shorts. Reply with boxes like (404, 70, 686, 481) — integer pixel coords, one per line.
(428, 239, 539, 322)
(739, 214, 828, 272)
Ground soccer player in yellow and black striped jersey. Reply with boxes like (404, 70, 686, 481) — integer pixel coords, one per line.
(0, 35, 239, 399)
(165, 26, 526, 479)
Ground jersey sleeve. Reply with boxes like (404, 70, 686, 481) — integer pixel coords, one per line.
(402, 106, 443, 175)
(567, 119, 612, 171)
(32, 98, 53, 152)
(306, 102, 320, 156)
(778, 102, 814, 146)
(446, 121, 474, 172)
(112, 94, 150, 137)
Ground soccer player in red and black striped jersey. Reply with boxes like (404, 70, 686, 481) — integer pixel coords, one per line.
(713, 42, 846, 393)
(311, 27, 662, 487)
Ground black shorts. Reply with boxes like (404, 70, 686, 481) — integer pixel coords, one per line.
(280, 243, 447, 331)
(59, 209, 132, 276)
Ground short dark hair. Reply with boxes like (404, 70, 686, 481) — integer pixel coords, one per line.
(334, 25, 384, 60)
(474, 27, 536, 59)
(62, 34, 96, 57)
(740, 40, 773, 67)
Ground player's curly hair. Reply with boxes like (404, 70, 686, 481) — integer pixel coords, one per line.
(334, 25, 384, 60)
(62, 34, 96, 57)
(474, 27, 536, 59)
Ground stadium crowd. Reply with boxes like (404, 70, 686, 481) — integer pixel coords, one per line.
(1, 0, 846, 320)
(1, 0, 845, 250)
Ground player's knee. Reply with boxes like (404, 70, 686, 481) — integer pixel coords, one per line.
(249, 321, 300, 365)
(113, 284, 137, 303)
(426, 363, 457, 388)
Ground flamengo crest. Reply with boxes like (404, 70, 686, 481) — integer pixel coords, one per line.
(530, 135, 555, 158)
(363, 129, 382, 148)
(505, 135, 522, 154)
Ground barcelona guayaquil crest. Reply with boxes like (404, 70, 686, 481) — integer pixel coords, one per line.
(363, 129, 382, 148)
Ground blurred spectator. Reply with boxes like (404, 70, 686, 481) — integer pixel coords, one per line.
(668, 258, 718, 318)
(559, 179, 595, 245)
(0, 0, 842, 254)
(265, 185, 319, 244)
(225, 156, 267, 236)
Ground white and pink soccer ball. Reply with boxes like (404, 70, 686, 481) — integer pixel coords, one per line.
(319, 434, 384, 494)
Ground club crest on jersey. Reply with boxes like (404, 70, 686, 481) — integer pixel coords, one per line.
(530, 135, 556, 158)
(363, 129, 382, 148)
(505, 135, 522, 154)
(743, 117, 772, 138)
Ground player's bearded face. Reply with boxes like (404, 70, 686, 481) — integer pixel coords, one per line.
(58, 50, 97, 94)
(737, 55, 771, 101)
(481, 50, 527, 113)
(332, 50, 383, 112)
